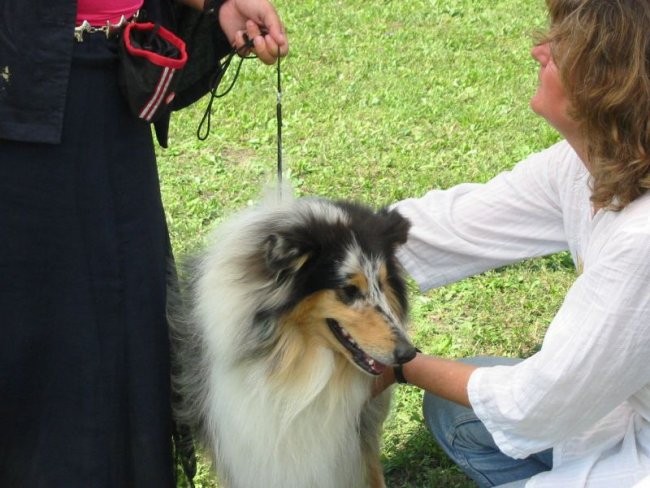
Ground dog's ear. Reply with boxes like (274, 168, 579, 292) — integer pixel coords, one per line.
(263, 233, 311, 275)
(379, 208, 411, 248)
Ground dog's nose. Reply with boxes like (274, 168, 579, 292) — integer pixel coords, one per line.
(394, 340, 418, 365)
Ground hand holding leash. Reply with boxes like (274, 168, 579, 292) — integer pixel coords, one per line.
(213, 0, 288, 64)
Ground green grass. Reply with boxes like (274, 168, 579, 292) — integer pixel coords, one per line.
(159, 0, 577, 486)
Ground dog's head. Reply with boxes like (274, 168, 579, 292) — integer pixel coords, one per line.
(253, 198, 416, 376)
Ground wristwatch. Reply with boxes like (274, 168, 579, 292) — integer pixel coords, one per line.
(394, 348, 421, 384)
(394, 364, 409, 384)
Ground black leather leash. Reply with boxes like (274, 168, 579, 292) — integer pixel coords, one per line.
(276, 47, 283, 187)
(196, 35, 284, 192)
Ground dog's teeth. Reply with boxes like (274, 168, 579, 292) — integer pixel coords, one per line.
(368, 359, 375, 366)
(342, 328, 356, 345)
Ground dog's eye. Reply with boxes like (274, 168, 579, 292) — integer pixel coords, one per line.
(340, 285, 361, 302)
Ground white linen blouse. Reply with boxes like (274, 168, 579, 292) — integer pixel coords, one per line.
(394, 140, 650, 487)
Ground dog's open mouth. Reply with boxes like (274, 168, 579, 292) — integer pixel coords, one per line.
(326, 319, 386, 375)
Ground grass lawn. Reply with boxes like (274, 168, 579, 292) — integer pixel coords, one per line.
(158, 0, 577, 486)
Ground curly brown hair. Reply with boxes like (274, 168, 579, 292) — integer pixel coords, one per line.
(539, 0, 650, 210)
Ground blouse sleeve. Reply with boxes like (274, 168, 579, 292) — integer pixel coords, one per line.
(467, 216, 650, 458)
(393, 141, 578, 290)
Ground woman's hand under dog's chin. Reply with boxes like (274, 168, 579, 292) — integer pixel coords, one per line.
(371, 351, 423, 398)
(371, 366, 397, 398)
(372, 353, 476, 407)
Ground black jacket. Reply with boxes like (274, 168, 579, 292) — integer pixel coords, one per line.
(0, 0, 231, 146)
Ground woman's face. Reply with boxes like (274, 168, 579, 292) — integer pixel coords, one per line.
(530, 42, 581, 142)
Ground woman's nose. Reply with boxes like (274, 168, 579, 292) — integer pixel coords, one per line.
(531, 42, 550, 64)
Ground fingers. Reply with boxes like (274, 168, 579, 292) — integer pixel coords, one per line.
(257, 11, 288, 55)
(252, 31, 281, 65)
(234, 19, 287, 64)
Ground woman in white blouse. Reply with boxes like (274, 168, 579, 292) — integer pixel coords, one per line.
(377, 1, 650, 487)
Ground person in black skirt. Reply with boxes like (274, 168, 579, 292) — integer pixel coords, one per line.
(0, 0, 287, 486)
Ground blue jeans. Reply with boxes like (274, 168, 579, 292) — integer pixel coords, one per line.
(422, 356, 552, 487)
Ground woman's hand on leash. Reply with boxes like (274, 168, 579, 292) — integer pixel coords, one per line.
(219, 0, 288, 64)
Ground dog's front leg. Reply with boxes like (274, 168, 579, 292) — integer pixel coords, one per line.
(360, 391, 391, 488)
(365, 454, 387, 488)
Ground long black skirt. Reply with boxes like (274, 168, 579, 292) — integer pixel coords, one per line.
(0, 35, 175, 487)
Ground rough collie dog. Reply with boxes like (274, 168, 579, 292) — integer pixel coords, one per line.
(171, 190, 417, 488)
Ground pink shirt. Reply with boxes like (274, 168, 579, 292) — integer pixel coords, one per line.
(76, 0, 144, 26)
